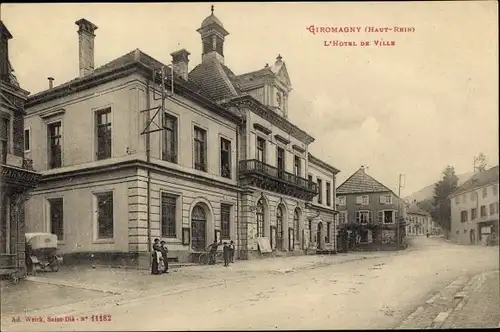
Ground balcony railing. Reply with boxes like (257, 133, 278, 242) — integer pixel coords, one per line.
(239, 159, 318, 194)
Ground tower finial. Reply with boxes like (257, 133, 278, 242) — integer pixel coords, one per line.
(211, 5, 214, 15)
(276, 54, 282, 62)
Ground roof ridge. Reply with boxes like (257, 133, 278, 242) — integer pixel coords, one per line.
(337, 167, 393, 195)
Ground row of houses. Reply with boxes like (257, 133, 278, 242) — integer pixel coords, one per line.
(1, 10, 412, 278)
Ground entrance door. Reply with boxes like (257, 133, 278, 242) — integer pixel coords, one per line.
(317, 222, 323, 249)
(0, 195, 9, 254)
(470, 229, 476, 245)
(191, 205, 207, 251)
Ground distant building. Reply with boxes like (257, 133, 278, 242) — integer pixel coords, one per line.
(449, 166, 499, 245)
(336, 166, 406, 250)
(405, 203, 430, 236)
(0, 21, 41, 279)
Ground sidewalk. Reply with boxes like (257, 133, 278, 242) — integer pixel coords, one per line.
(398, 270, 500, 329)
(1, 251, 388, 321)
(441, 270, 500, 329)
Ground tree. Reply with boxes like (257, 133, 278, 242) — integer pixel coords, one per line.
(431, 165, 459, 238)
(416, 198, 433, 215)
(474, 153, 487, 172)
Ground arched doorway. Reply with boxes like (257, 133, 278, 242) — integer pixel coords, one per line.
(256, 199, 264, 238)
(470, 229, 476, 244)
(294, 208, 300, 246)
(317, 222, 323, 250)
(191, 204, 207, 251)
(276, 205, 284, 250)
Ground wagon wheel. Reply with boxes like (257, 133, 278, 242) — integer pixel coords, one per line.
(50, 262, 60, 272)
(199, 253, 209, 265)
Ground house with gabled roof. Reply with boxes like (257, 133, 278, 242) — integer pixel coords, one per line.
(448, 165, 499, 245)
(336, 166, 406, 250)
(21, 7, 340, 266)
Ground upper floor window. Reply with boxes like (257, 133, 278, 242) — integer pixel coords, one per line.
(482, 187, 488, 198)
(356, 195, 369, 205)
(220, 138, 231, 179)
(356, 210, 371, 224)
(317, 179, 323, 204)
(381, 195, 392, 204)
(326, 182, 332, 206)
(47, 121, 62, 169)
(256, 137, 266, 163)
(337, 196, 346, 206)
(96, 107, 112, 160)
(480, 205, 487, 217)
(24, 128, 30, 152)
(277, 147, 285, 171)
(471, 192, 476, 201)
(338, 211, 347, 224)
(455, 196, 460, 205)
(460, 210, 468, 223)
(471, 208, 477, 220)
(294, 155, 301, 176)
(0, 116, 10, 163)
(490, 202, 498, 215)
(493, 185, 498, 196)
(193, 126, 207, 172)
(163, 114, 178, 163)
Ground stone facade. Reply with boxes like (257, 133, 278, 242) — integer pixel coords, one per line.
(23, 13, 340, 265)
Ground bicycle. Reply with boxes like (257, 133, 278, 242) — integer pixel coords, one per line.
(199, 251, 224, 265)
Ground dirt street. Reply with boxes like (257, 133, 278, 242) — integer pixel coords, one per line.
(2, 237, 498, 331)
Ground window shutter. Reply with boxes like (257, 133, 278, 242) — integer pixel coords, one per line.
(369, 211, 372, 223)
(394, 210, 398, 222)
(380, 196, 384, 204)
(203, 132, 208, 170)
(356, 196, 362, 205)
(355, 211, 360, 223)
(378, 211, 383, 223)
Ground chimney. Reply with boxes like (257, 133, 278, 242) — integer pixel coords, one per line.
(75, 19, 98, 77)
(170, 49, 190, 81)
(48, 77, 54, 89)
(360, 165, 365, 172)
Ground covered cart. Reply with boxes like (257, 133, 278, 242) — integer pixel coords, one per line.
(25, 233, 63, 274)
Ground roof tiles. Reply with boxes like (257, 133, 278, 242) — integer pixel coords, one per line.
(337, 167, 391, 194)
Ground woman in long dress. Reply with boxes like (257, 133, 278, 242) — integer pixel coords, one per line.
(151, 238, 161, 275)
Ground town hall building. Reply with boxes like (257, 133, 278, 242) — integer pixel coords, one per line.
(23, 9, 339, 266)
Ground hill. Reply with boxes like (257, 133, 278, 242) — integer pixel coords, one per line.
(404, 171, 475, 203)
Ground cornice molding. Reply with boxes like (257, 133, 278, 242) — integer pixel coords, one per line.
(253, 123, 271, 135)
(274, 134, 290, 145)
(308, 153, 340, 174)
(222, 95, 315, 144)
(292, 144, 306, 154)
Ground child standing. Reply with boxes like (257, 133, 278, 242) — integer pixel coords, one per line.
(222, 242, 230, 267)
(229, 240, 235, 263)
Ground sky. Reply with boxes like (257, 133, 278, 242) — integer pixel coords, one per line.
(1, 2, 498, 196)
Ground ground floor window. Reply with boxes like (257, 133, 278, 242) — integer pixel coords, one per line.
(161, 194, 177, 238)
(326, 222, 331, 243)
(95, 192, 114, 239)
(48, 198, 64, 240)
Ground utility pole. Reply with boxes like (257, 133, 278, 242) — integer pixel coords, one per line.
(397, 174, 405, 248)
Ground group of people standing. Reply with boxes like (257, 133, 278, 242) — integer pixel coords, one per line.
(207, 240, 235, 267)
(151, 238, 169, 275)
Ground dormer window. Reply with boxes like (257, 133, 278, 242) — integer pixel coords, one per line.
(276, 92, 282, 107)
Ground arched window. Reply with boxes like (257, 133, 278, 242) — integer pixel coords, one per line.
(294, 209, 300, 240)
(256, 199, 264, 237)
(276, 205, 284, 249)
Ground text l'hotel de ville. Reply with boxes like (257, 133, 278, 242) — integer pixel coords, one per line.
(306, 25, 416, 47)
